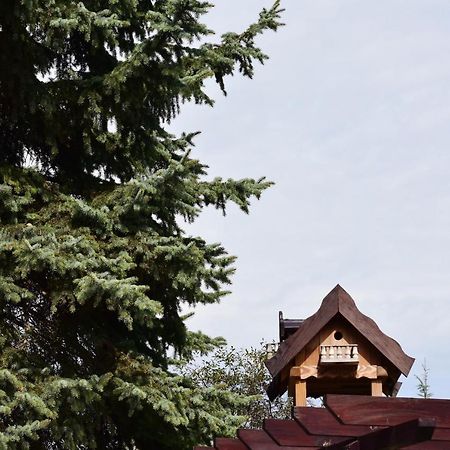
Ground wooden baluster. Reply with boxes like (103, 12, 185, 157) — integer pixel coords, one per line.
(320, 346, 326, 361)
(345, 345, 351, 359)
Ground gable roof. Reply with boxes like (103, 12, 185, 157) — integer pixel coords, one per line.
(265, 285, 414, 381)
(194, 394, 450, 450)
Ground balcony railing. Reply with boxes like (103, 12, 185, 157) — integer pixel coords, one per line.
(320, 344, 359, 364)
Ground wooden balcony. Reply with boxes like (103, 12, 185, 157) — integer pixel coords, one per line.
(320, 344, 359, 364)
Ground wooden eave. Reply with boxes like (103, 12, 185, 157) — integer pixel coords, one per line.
(265, 285, 414, 380)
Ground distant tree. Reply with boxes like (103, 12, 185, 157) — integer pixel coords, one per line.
(415, 359, 433, 399)
(184, 344, 292, 429)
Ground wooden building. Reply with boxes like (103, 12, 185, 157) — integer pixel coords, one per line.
(266, 284, 414, 406)
(195, 285, 450, 449)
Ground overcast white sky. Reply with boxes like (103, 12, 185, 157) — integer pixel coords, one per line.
(171, 0, 450, 398)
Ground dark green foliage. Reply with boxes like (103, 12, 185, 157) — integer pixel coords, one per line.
(0, 1, 282, 448)
(184, 344, 292, 429)
(0, 0, 281, 190)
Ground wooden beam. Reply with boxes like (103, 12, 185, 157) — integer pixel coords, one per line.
(325, 417, 435, 450)
(263, 418, 351, 447)
(214, 438, 247, 449)
(294, 380, 307, 406)
(294, 407, 377, 437)
(237, 429, 280, 449)
(371, 380, 383, 396)
(356, 365, 377, 379)
(325, 394, 450, 428)
(290, 365, 319, 379)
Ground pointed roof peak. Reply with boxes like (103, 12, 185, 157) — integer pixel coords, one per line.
(322, 284, 356, 311)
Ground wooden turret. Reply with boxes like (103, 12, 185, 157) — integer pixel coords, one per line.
(265, 285, 414, 406)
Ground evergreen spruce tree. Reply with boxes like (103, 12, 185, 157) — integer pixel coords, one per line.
(0, 1, 282, 448)
(416, 359, 432, 399)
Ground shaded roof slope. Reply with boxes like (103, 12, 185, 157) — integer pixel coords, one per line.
(265, 285, 414, 380)
(194, 394, 450, 449)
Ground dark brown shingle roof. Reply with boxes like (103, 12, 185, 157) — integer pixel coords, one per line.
(195, 394, 450, 449)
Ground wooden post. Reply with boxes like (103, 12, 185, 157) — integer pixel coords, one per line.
(294, 380, 307, 406)
(371, 379, 383, 397)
